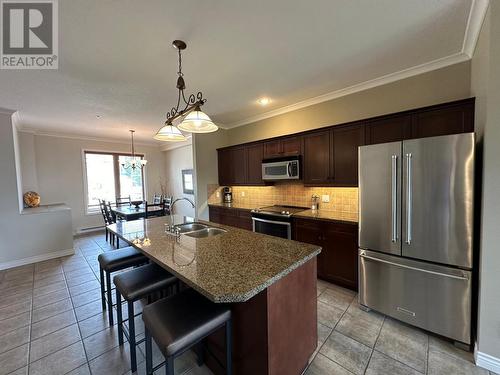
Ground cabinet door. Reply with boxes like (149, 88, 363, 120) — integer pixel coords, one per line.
(303, 130, 332, 185)
(263, 140, 282, 158)
(294, 220, 326, 277)
(281, 136, 302, 156)
(230, 147, 247, 185)
(332, 123, 365, 186)
(411, 101, 474, 139)
(238, 210, 253, 231)
(217, 149, 232, 186)
(246, 144, 264, 185)
(208, 207, 222, 224)
(323, 223, 358, 290)
(365, 114, 411, 145)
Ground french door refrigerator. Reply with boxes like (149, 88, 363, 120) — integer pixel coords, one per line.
(358, 132, 474, 345)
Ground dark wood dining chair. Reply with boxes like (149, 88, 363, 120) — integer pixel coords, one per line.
(99, 200, 116, 246)
(145, 201, 166, 218)
(163, 196, 173, 215)
(153, 194, 162, 204)
(116, 196, 131, 207)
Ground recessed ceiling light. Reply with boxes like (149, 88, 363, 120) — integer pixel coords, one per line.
(257, 97, 271, 106)
(96, 114, 102, 119)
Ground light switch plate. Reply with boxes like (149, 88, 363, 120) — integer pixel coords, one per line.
(241, 191, 245, 197)
(216, 191, 220, 198)
(322, 195, 330, 203)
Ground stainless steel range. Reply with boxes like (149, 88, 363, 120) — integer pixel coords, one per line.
(251, 205, 308, 239)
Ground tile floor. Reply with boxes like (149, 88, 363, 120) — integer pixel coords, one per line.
(0, 232, 495, 375)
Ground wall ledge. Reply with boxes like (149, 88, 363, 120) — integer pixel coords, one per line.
(21, 203, 71, 215)
(475, 351, 500, 374)
(0, 248, 75, 270)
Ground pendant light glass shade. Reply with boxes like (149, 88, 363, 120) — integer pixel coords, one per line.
(178, 108, 218, 133)
(153, 124, 187, 142)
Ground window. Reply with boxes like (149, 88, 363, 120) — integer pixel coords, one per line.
(84, 151, 145, 213)
(182, 169, 194, 195)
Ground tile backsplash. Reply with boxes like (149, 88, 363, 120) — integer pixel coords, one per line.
(208, 182, 358, 213)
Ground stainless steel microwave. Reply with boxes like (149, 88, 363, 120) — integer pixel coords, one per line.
(262, 157, 300, 181)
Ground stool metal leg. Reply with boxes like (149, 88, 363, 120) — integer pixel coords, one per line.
(226, 320, 233, 375)
(165, 356, 174, 375)
(105, 271, 113, 325)
(99, 267, 106, 311)
(145, 328, 153, 375)
(128, 301, 137, 373)
(116, 289, 124, 345)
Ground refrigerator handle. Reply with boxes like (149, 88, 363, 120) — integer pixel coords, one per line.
(405, 153, 412, 245)
(391, 155, 398, 243)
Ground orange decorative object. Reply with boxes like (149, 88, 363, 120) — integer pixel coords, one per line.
(23, 191, 41, 207)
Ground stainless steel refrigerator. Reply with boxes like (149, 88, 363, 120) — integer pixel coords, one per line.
(358, 132, 474, 345)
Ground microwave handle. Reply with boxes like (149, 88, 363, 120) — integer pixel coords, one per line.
(287, 162, 292, 177)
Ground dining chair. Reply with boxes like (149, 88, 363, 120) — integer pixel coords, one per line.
(145, 201, 166, 218)
(163, 196, 173, 215)
(116, 196, 131, 207)
(101, 201, 117, 246)
(153, 194, 162, 204)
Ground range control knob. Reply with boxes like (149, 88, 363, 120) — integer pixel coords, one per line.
(281, 211, 286, 215)
(285, 211, 290, 215)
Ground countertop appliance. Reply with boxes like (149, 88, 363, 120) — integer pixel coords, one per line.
(262, 156, 300, 181)
(358, 133, 474, 346)
(251, 205, 308, 239)
(223, 187, 233, 204)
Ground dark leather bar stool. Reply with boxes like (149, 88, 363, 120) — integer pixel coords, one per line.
(97, 247, 148, 325)
(113, 263, 178, 373)
(142, 289, 232, 375)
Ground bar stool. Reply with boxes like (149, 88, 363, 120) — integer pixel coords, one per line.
(142, 289, 232, 375)
(113, 263, 178, 373)
(97, 247, 148, 325)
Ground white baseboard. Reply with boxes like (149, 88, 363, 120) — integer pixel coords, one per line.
(0, 248, 75, 270)
(476, 351, 500, 374)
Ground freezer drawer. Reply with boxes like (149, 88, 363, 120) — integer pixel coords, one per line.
(359, 249, 471, 344)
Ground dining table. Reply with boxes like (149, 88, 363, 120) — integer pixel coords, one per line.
(111, 204, 163, 221)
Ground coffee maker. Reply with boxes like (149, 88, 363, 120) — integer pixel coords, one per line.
(223, 187, 233, 203)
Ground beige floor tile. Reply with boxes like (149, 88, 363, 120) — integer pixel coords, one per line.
(375, 318, 428, 373)
(31, 309, 76, 340)
(0, 311, 31, 335)
(320, 331, 372, 374)
(318, 322, 333, 347)
(0, 325, 30, 354)
(0, 343, 29, 375)
(88, 343, 134, 375)
(428, 349, 488, 375)
(29, 324, 81, 363)
(317, 300, 344, 328)
(335, 301, 384, 348)
(74, 299, 104, 321)
(83, 325, 122, 360)
(317, 287, 355, 311)
(29, 341, 87, 375)
(306, 353, 354, 375)
(32, 288, 70, 309)
(78, 311, 115, 339)
(366, 351, 422, 375)
(33, 280, 67, 297)
(32, 298, 73, 323)
(0, 300, 31, 321)
(71, 287, 101, 308)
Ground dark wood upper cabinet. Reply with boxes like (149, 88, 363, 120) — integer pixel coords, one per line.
(303, 130, 332, 185)
(365, 114, 412, 145)
(411, 100, 474, 139)
(218, 98, 474, 187)
(246, 143, 264, 185)
(263, 135, 302, 158)
(331, 123, 365, 186)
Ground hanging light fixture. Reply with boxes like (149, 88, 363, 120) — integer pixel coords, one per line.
(154, 40, 218, 141)
(122, 130, 147, 170)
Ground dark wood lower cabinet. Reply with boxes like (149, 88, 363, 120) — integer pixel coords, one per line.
(208, 206, 252, 230)
(294, 218, 358, 291)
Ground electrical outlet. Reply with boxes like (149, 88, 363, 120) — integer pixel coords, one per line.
(322, 195, 330, 203)
(241, 191, 245, 197)
(216, 191, 220, 198)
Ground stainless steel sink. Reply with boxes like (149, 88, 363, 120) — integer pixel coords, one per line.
(185, 227, 227, 238)
(174, 223, 208, 233)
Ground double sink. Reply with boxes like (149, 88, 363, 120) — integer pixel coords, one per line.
(173, 222, 227, 238)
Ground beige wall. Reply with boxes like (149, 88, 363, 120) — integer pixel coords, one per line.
(475, 2, 500, 367)
(193, 130, 228, 220)
(164, 145, 195, 217)
(226, 61, 471, 146)
(0, 111, 73, 268)
(18, 132, 167, 234)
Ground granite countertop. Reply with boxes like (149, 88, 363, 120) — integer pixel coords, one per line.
(293, 209, 359, 224)
(208, 202, 256, 211)
(107, 215, 321, 303)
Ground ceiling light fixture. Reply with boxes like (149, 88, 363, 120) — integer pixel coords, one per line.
(122, 130, 147, 170)
(154, 40, 218, 141)
(257, 97, 271, 106)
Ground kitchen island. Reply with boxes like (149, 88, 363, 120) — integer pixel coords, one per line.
(107, 215, 321, 375)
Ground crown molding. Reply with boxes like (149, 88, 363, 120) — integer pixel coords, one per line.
(159, 137, 192, 152)
(226, 52, 470, 128)
(462, 0, 489, 58)
(17, 127, 161, 148)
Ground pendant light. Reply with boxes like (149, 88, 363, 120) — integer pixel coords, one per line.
(122, 130, 147, 170)
(154, 40, 218, 141)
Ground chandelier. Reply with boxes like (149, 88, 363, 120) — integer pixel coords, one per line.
(154, 40, 218, 142)
(122, 130, 147, 170)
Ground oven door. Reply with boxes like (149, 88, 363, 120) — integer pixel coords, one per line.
(252, 217, 292, 239)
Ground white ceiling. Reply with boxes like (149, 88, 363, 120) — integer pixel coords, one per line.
(0, 0, 482, 144)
